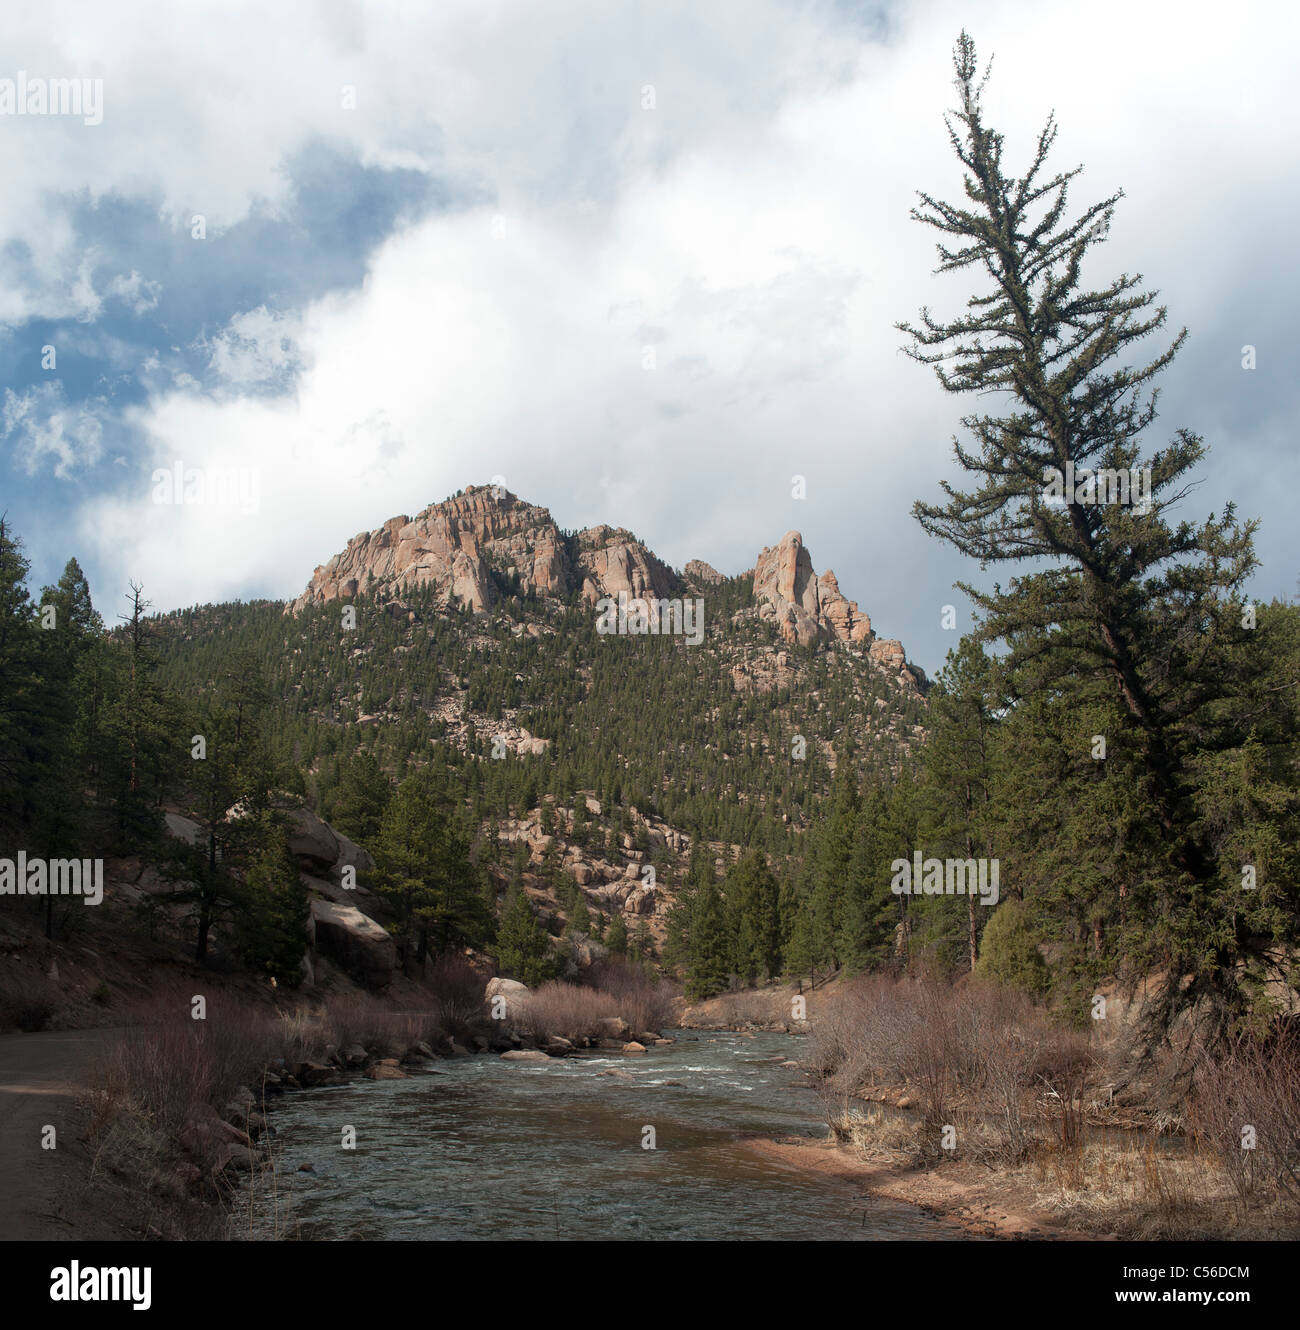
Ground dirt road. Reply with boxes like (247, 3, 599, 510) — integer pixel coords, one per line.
(0, 1028, 133, 1240)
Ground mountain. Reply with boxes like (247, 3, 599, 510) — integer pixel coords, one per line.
(287, 483, 919, 681)
(287, 486, 679, 616)
(148, 483, 928, 971)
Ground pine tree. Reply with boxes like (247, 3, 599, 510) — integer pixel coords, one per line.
(237, 826, 310, 986)
(916, 637, 1000, 973)
(496, 885, 552, 985)
(725, 849, 782, 986)
(685, 878, 731, 1001)
(900, 32, 1262, 1036)
(329, 749, 394, 846)
(372, 770, 491, 966)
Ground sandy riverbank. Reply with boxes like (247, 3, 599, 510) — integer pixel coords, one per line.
(745, 1136, 1100, 1241)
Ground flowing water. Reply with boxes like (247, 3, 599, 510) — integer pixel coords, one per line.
(248, 1030, 966, 1240)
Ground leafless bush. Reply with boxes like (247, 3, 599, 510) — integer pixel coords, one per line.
(807, 973, 1093, 1161)
(421, 953, 487, 1039)
(95, 999, 279, 1139)
(0, 967, 63, 1032)
(83, 996, 279, 1216)
(1190, 1025, 1300, 1217)
(581, 956, 678, 1033)
(521, 982, 619, 1043)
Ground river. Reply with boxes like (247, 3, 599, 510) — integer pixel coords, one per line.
(244, 1030, 966, 1240)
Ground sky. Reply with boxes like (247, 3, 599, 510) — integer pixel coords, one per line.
(2, 0, 1296, 678)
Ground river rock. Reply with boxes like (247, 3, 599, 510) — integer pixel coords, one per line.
(341, 1043, 369, 1067)
(208, 1142, 258, 1176)
(297, 1060, 339, 1087)
(501, 1049, 550, 1063)
(366, 1059, 408, 1080)
(622, 1041, 647, 1055)
(485, 976, 530, 1020)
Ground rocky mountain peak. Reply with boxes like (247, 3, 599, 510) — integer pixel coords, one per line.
(751, 529, 912, 677)
(286, 486, 915, 680)
(287, 484, 680, 616)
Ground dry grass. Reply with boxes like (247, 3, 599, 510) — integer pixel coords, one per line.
(807, 973, 1300, 1237)
(82, 995, 282, 1237)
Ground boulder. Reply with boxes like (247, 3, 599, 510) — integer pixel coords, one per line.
(622, 1041, 647, 1055)
(366, 1060, 408, 1080)
(208, 1142, 258, 1176)
(163, 811, 203, 845)
(296, 1061, 339, 1087)
(500, 1049, 550, 1063)
(627, 886, 657, 915)
(308, 900, 399, 988)
(485, 976, 530, 1020)
(333, 830, 375, 879)
(340, 1044, 369, 1067)
(181, 1105, 254, 1161)
(285, 807, 340, 868)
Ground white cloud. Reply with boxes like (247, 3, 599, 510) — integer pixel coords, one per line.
(13, 0, 1292, 670)
(205, 306, 304, 389)
(3, 383, 105, 477)
(104, 269, 162, 314)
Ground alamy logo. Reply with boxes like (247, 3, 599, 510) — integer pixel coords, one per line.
(891, 851, 1000, 906)
(50, 1262, 151, 1310)
(1043, 462, 1152, 513)
(151, 460, 261, 515)
(595, 590, 704, 646)
(0, 72, 103, 125)
(0, 853, 103, 906)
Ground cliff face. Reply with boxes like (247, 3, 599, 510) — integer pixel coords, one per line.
(287, 485, 681, 615)
(750, 530, 910, 674)
(287, 485, 917, 680)
(288, 486, 562, 615)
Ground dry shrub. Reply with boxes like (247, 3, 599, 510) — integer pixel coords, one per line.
(96, 998, 279, 1138)
(808, 972, 1093, 1161)
(1189, 1023, 1300, 1218)
(521, 982, 619, 1043)
(703, 990, 779, 1029)
(84, 995, 280, 1220)
(582, 956, 678, 1033)
(0, 967, 63, 1032)
(420, 953, 486, 1039)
